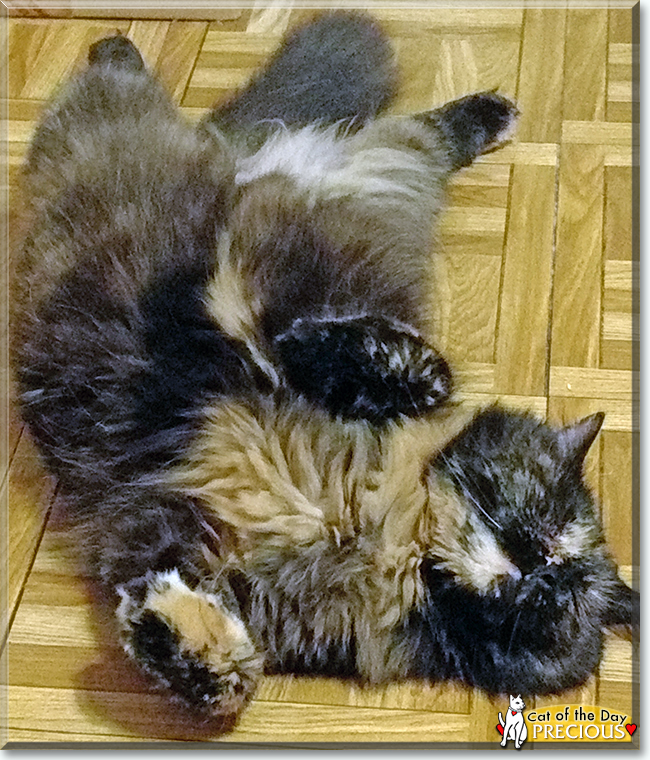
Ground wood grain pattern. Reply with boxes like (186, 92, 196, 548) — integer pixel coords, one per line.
(4, 4, 638, 747)
(562, 9, 607, 122)
(601, 431, 635, 566)
(550, 143, 604, 369)
(494, 163, 555, 397)
(7, 2, 244, 22)
(516, 8, 566, 143)
(4, 431, 55, 643)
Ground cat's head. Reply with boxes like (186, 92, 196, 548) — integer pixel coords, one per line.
(433, 407, 605, 573)
(427, 407, 637, 629)
(410, 407, 637, 696)
(509, 694, 525, 711)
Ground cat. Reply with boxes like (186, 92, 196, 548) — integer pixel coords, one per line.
(499, 695, 528, 749)
(11, 12, 636, 724)
(409, 407, 638, 697)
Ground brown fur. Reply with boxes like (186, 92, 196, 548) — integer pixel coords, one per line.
(117, 568, 263, 714)
(13, 68, 232, 327)
(204, 118, 453, 361)
(168, 397, 478, 681)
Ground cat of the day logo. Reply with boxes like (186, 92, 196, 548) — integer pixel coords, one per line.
(497, 695, 528, 749)
(496, 701, 637, 746)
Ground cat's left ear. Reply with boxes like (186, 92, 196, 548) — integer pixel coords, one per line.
(558, 412, 605, 463)
(603, 581, 640, 632)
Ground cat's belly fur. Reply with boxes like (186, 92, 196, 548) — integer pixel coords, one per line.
(234, 125, 347, 189)
(168, 396, 499, 680)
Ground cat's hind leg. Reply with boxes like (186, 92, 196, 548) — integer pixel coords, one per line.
(74, 485, 263, 719)
(88, 33, 145, 70)
(22, 32, 189, 217)
(419, 92, 519, 171)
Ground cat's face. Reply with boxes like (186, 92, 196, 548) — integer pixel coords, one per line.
(510, 694, 526, 710)
(432, 407, 605, 578)
(509, 694, 525, 711)
(414, 407, 636, 697)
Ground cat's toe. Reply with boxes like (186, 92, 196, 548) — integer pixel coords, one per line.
(118, 570, 262, 718)
(88, 35, 145, 70)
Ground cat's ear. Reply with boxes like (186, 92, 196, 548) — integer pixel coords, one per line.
(557, 412, 605, 464)
(603, 581, 640, 632)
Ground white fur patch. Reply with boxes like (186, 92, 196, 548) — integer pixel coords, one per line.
(234, 119, 445, 223)
(435, 514, 522, 592)
(546, 519, 595, 564)
(486, 106, 519, 152)
(426, 478, 522, 593)
(235, 125, 346, 188)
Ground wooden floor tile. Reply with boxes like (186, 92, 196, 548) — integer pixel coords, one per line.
(562, 9, 607, 122)
(5, 5, 637, 747)
(517, 9, 566, 143)
(550, 143, 605, 369)
(494, 162, 555, 397)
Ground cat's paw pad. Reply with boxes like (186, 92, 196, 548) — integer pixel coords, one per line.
(118, 570, 262, 717)
(275, 314, 452, 423)
(88, 35, 145, 71)
(423, 92, 518, 169)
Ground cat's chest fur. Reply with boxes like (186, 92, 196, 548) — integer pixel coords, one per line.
(234, 126, 347, 189)
(168, 399, 517, 665)
(171, 397, 447, 552)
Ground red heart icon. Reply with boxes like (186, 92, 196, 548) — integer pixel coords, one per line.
(496, 724, 504, 735)
(626, 724, 637, 736)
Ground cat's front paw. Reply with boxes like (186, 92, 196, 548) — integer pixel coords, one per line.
(117, 570, 262, 718)
(275, 314, 452, 424)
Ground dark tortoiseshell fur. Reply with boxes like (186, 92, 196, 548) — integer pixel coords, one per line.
(12, 14, 636, 722)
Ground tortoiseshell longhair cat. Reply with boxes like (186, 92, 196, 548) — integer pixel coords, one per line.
(12, 12, 637, 722)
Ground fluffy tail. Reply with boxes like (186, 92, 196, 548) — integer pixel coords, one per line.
(207, 11, 397, 131)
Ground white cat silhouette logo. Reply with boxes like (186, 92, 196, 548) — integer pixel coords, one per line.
(498, 694, 528, 749)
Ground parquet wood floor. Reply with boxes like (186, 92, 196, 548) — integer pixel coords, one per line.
(2, 2, 638, 747)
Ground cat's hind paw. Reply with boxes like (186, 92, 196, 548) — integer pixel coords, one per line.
(275, 314, 452, 424)
(422, 92, 518, 170)
(117, 570, 262, 718)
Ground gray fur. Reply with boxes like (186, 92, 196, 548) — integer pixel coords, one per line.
(206, 11, 398, 133)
